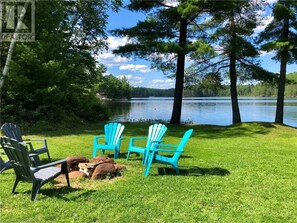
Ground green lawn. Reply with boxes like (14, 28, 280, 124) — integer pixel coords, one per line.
(0, 122, 297, 222)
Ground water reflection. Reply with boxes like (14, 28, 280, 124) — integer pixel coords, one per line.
(105, 97, 297, 127)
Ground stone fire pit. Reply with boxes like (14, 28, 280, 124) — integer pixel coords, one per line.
(66, 156, 126, 180)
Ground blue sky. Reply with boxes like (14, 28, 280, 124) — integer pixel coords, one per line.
(96, 0, 297, 89)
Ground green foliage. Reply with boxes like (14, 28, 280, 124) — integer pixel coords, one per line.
(112, 2, 212, 75)
(189, 0, 272, 82)
(0, 0, 122, 125)
(1, 123, 297, 222)
(258, 0, 297, 63)
(98, 74, 132, 99)
(257, 0, 297, 123)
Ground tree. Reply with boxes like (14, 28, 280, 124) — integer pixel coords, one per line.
(98, 74, 132, 99)
(1, 0, 122, 124)
(112, 0, 213, 124)
(258, 0, 297, 124)
(188, 0, 275, 124)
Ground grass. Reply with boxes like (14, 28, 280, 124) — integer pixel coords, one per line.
(0, 122, 297, 222)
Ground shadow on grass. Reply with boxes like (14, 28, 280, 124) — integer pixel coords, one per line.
(157, 166, 230, 176)
(41, 187, 95, 201)
(196, 122, 277, 139)
(9, 186, 84, 201)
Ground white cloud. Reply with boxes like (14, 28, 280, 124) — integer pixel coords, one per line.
(119, 64, 151, 73)
(259, 50, 276, 57)
(267, 0, 277, 5)
(96, 52, 131, 67)
(95, 36, 131, 67)
(114, 74, 175, 89)
(108, 36, 130, 50)
(117, 74, 145, 86)
(148, 79, 175, 89)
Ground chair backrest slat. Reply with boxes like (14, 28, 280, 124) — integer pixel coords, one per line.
(1, 123, 23, 142)
(146, 124, 167, 149)
(0, 137, 33, 179)
(104, 123, 125, 146)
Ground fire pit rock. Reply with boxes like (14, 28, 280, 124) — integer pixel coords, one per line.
(66, 156, 126, 180)
(66, 156, 89, 172)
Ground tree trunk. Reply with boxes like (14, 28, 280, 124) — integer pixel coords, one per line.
(170, 19, 187, 124)
(275, 2, 290, 124)
(229, 54, 241, 124)
(229, 13, 241, 124)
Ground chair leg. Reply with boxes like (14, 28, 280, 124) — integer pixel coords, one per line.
(61, 162, 70, 187)
(12, 177, 20, 193)
(92, 148, 97, 158)
(172, 162, 180, 175)
(47, 151, 51, 162)
(126, 150, 131, 160)
(142, 149, 149, 165)
(174, 167, 180, 175)
(144, 152, 155, 177)
(31, 181, 43, 201)
(65, 172, 70, 187)
(114, 149, 119, 159)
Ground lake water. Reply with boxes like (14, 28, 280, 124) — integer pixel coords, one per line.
(105, 97, 297, 127)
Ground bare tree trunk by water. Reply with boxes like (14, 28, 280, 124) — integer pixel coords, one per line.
(170, 19, 187, 124)
(275, 6, 289, 124)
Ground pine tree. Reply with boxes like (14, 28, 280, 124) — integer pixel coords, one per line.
(258, 0, 297, 124)
(111, 0, 213, 124)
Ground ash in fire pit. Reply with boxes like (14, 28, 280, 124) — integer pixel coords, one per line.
(66, 156, 126, 180)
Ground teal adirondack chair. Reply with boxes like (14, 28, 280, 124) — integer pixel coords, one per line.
(93, 122, 125, 159)
(127, 123, 167, 164)
(0, 123, 51, 166)
(0, 137, 70, 201)
(144, 129, 194, 176)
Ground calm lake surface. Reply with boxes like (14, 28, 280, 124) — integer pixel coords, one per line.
(105, 97, 297, 127)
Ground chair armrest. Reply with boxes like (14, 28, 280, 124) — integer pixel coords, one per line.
(157, 144, 178, 148)
(154, 149, 182, 153)
(151, 144, 179, 153)
(94, 135, 105, 140)
(31, 159, 66, 171)
(150, 140, 164, 144)
(24, 139, 47, 152)
(129, 137, 147, 146)
(24, 141, 35, 152)
(29, 153, 39, 158)
(24, 139, 45, 142)
(130, 137, 147, 143)
(94, 135, 105, 144)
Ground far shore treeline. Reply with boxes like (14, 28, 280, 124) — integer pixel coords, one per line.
(132, 72, 297, 98)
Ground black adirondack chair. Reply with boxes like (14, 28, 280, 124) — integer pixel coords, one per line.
(0, 137, 70, 201)
(1, 123, 51, 165)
